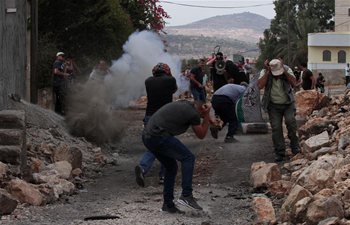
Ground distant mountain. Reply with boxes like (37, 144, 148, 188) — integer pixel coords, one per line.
(171, 12, 270, 32)
(164, 12, 271, 43)
(163, 12, 271, 59)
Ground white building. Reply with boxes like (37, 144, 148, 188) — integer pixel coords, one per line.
(307, 0, 350, 85)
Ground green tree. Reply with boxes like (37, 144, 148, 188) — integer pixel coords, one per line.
(38, 0, 134, 87)
(120, 0, 170, 32)
(257, 0, 334, 68)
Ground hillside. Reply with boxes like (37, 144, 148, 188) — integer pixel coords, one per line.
(163, 12, 271, 59)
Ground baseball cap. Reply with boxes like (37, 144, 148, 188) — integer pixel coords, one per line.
(269, 59, 284, 76)
(56, 52, 65, 57)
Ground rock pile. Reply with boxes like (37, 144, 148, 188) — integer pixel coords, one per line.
(250, 89, 350, 224)
(0, 100, 112, 216)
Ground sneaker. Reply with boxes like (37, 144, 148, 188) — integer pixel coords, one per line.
(209, 125, 219, 139)
(135, 165, 145, 187)
(224, 136, 238, 143)
(177, 195, 203, 210)
(159, 176, 164, 185)
(161, 204, 184, 214)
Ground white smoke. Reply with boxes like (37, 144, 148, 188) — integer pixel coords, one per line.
(108, 30, 182, 108)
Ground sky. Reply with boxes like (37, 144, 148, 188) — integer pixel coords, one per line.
(160, 0, 276, 26)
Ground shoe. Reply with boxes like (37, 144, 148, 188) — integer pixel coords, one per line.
(135, 165, 145, 187)
(161, 204, 184, 214)
(177, 195, 203, 210)
(224, 136, 238, 143)
(210, 125, 219, 139)
(159, 176, 164, 185)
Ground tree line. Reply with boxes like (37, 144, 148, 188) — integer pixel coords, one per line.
(257, 0, 334, 69)
(37, 0, 168, 88)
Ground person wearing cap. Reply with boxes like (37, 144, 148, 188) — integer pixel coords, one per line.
(210, 79, 247, 143)
(257, 59, 300, 162)
(135, 63, 177, 187)
(52, 52, 70, 115)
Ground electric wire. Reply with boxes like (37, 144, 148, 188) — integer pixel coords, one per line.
(159, 0, 273, 9)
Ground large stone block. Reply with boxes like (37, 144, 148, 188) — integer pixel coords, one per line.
(0, 145, 21, 164)
(0, 129, 24, 146)
(0, 110, 25, 129)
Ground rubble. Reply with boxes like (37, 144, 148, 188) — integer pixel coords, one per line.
(250, 89, 350, 224)
(0, 100, 113, 215)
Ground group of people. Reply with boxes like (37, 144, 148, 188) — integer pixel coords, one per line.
(134, 56, 303, 214)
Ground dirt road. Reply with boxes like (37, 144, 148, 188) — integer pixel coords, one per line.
(3, 109, 275, 225)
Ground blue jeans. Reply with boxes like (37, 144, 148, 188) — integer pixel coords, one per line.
(267, 102, 299, 157)
(191, 87, 206, 101)
(139, 116, 165, 177)
(142, 135, 195, 206)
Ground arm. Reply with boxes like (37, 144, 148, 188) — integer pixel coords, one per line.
(53, 68, 70, 77)
(257, 59, 270, 90)
(311, 75, 316, 89)
(191, 106, 211, 139)
(190, 73, 203, 88)
(284, 68, 296, 87)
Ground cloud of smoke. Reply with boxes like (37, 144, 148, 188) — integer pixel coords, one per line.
(66, 30, 183, 144)
(108, 30, 182, 108)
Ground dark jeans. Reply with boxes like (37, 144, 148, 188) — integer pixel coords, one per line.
(142, 135, 195, 206)
(53, 85, 66, 115)
(190, 87, 206, 101)
(139, 116, 165, 177)
(211, 95, 238, 137)
(267, 102, 299, 157)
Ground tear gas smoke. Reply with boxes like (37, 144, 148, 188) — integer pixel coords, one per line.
(66, 30, 183, 144)
(108, 30, 182, 107)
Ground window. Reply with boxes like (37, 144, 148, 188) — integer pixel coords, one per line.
(338, 50, 346, 63)
(323, 50, 331, 61)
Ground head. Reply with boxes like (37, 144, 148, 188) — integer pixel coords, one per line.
(318, 72, 323, 76)
(198, 58, 206, 68)
(269, 59, 284, 76)
(56, 52, 65, 60)
(216, 52, 224, 60)
(225, 60, 239, 76)
(97, 60, 108, 71)
(152, 63, 172, 77)
(300, 62, 307, 70)
(193, 100, 209, 118)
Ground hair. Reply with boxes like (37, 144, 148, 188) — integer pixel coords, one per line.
(225, 60, 240, 76)
(300, 62, 307, 68)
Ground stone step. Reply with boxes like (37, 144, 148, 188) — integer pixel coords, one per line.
(0, 145, 21, 164)
(241, 123, 269, 134)
(0, 129, 24, 146)
(0, 110, 25, 129)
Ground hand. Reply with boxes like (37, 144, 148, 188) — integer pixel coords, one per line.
(263, 59, 270, 70)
